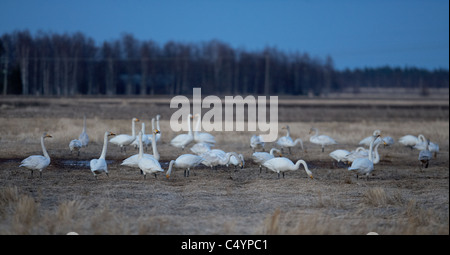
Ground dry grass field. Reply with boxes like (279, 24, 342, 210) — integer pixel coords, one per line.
(0, 94, 448, 235)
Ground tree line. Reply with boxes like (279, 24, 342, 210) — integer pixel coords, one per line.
(0, 30, 448, 96)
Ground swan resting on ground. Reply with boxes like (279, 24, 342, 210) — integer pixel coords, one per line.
(262, 157, 313, 179)
(90, 131, 116, 179)
(170, 114, 194, 150)
(166, 154, 205, 178)
(20, 132, 52, 178)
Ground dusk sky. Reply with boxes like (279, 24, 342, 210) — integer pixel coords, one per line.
(1, 0, 448, 71)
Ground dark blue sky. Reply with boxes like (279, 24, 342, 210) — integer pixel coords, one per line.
(1, 0, 448, 70)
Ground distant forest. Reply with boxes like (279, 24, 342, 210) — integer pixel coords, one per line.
(0, 30, 448, 96)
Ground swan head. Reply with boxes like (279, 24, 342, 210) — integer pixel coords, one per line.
(107, 132, 116, 137)
(43, 132, 52, 139)
(133, 118, 140, 122)
(372, 130, 382, 137)
(153, 129, 161, 134)
(309, 127, 316, 134)
(156, 114, 161, 120)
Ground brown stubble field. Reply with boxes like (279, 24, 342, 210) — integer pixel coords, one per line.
(0, 95, 448, 235)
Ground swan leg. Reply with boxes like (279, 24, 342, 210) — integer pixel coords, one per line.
(106, 173, 109, 177)
(144, 174, 147, 179)
(282, 172, 285, 178)
(259, 165, 262, 174)
(288, 147, 292, 155)
(322, 147, 324, 153)
(277, 172, 280, 179)
(184, 169, 187, 177)
(39, 171, 42, 178)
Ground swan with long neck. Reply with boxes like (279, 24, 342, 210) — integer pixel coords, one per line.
(252, 148, 282, 173)
(418, 139, 432, 169)
(309, 127, 337, 152)
(262, 157, 313, 179)
(109, 117, 139, 152)
(276, 125, 305, 154)
(121, 128, 160, 174)
(170, 114, 194, 149)
(20, 132, 52, 178)
(155, 114, 161, 143)
(348, 130, 381, 179)
(138, 129, 164, 179)
(166, 154, 204, 178)
(90, 131, 115, 179)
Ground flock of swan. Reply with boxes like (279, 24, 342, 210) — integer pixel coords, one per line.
(18, 114, 440, 181)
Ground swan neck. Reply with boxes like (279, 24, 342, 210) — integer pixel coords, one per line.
(166, 160, 175, 177)
(100, 132, 108, 159)
(368, 136, 377, 162)
(286, 126, 290, 137)
(152, 130, 159, 160)
(138, 132, 144, 159)
(372, 141, 382, 163)
(156, 116, 161, 129)
(294, 139, 304, 149)
(187, 115, 193, 135)
(41, 135, 50, 159)
(195, 115, 201, 133)
(131, 119, 136, 137)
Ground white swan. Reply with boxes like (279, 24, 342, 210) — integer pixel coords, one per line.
(329, 149, 351, 165)
(121, 128, 160, 170)
(78, 115, 89, 147)
(344, 139, 385, 165)
(418, 139, 432, 169)
(276, 125, 304, 154)
(348, 130, 381, 179)
(309, 127, 337, 152)
(69, 139, 82, 156)
(193, 113, 216, 145)
(252, 148, 282, 173)
(155, 114, 161, 143)
(229, 153, 245, 169)
(109, 117, 140, 152)
(250, 135, 265, 152)
(262, 157, 313, 179)
(170, 114, 194, 150)
(20, 132, 52, 178)
(200, 151, 241, 169)
(90, 131, 116, 179)
(166, 154, 204, 178)
(398, 134, 425, 149)
(138, 129, 164, 179)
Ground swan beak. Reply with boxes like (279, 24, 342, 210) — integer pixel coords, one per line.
(154, 129, 160, 134)
(309, 175, 314, 179)
(109, 132, 116, 136)
(136, 118, 140, 122)
(166, 174, 170, 179)
(46, 134, 53, 138)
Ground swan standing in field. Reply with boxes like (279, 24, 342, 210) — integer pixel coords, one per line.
(348, 130, 381, 179)
(398, 134, 425, 149)
(109, 117, 140, 152)
(418, 139, 432, 169)
(78, 115, 89, 147)
(69, 139, 82, 156)
(276, 125, 304, 154)
(90, 131, 116, 179)
(309, 127, 337, 152)
(344, 139, 385, 165)
(138, 130, 164, 180)
(252, 148, 282, 173)
(170, 114, 194, 150)
(262, 157, 313, 179)
(193, 113, 216, 145)
(19, 132, 52, 178)
(329, 149, 351, 166)
(413, 138, 439, 158)
(121, 128, 160, 171)
(166, 154, 205, 178)
(250, 135, 265, 152)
